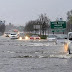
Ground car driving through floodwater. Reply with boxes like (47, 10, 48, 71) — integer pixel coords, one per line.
(0, 33, 72, 72)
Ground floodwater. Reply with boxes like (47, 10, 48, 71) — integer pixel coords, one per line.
(0, 36, 72, 72)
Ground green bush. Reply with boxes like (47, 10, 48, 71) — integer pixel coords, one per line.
(25, 33, 32, 37)
(40, 35, 47, 39)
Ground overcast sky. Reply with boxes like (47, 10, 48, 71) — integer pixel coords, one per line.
(0, 0, 72, 26)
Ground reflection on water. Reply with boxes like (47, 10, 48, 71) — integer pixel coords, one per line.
(0, 36, 72, 72)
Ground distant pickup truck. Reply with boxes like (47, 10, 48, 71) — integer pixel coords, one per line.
(4, 32, 10, 37)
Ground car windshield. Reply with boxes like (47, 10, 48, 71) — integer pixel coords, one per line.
(19, 33, 24, 36)
(48, 35, 57, 38)
(5, 32, 10, 34)
(11, 34, 16, 35)
(31, 35, 39, 37)
(56, 34, 67, 39)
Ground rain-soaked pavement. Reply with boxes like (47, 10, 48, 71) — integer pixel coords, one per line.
(0, 36, 72, 72)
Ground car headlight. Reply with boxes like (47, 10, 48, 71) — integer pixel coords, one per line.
(19, 37, 22, 40)
(64, 43, 69, 52)
(25, 36, 29, 40)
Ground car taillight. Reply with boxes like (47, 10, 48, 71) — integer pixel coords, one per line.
(30, 37, 34, 39)
(36, 37, 39, 39)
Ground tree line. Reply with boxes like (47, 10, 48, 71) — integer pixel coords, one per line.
(24, 10, 72, 34)
(1, 10, 72, 34)
(24, 14, 50, 35)
(66, 10, 72, 32)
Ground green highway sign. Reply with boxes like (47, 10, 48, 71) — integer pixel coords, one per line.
(52, 29, 65, 32)
(50, 21, 66, 29)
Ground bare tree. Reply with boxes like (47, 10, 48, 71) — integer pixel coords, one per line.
(67, 10, 72, 32)
(24, 13, 50, 35)
(39, 13, 50, 35)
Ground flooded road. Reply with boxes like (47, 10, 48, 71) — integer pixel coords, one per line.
(0, 36, 72, 72)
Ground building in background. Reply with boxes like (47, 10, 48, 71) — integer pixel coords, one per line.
(0, 20, 5, 35)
